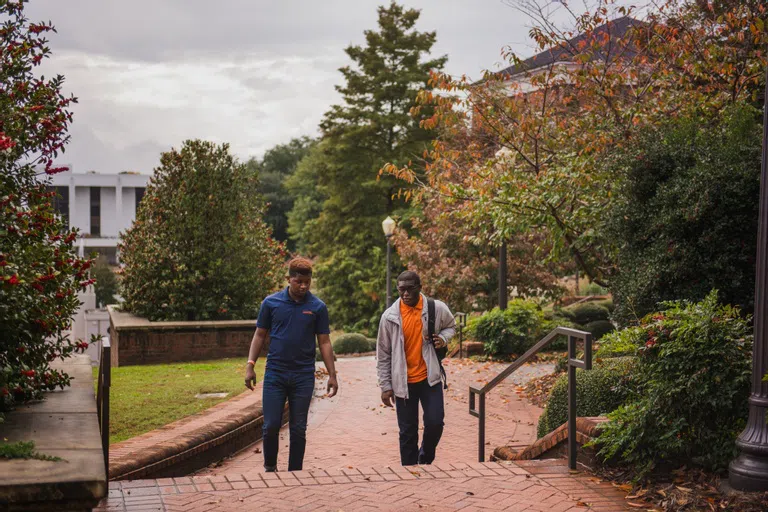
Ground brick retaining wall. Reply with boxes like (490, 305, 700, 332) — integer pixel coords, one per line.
(107, 306, 267, 367)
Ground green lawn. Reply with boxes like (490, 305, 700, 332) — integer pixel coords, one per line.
(94, 358, 265, 444)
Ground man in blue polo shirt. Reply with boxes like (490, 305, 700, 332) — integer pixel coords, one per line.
(244, 257, 338, 472)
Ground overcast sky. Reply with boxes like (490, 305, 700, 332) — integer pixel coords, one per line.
(26, 0, 583, 175)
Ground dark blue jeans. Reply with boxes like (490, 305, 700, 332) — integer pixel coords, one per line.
(261, 369, 315, 471)
(395, 379, 445, 466)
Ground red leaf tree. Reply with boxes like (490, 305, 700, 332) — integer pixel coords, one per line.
(0, 0, 89, 411)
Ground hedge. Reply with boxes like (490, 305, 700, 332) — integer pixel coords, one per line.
(537, 356, 636, 438)
(332, 333, 374, 354)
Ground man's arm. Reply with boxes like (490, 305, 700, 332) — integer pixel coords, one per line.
(376, 317, 394, 407)
(317, 334, 338, 397)
(245, 327, 269, 390)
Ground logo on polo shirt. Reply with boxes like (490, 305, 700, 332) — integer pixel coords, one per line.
(302, 310, 314, 315)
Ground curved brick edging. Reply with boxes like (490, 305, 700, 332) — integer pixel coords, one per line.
(493, 416, 609, 463)
(109, 388, 288, 481)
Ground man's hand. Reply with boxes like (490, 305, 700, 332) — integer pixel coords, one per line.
(244, 365, 257, 390)
(326, 375, 339, 397)
(381, 390, 394, 407)
(429, 334, 446, 349)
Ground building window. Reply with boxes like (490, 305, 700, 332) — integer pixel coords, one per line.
(135, 187, 145, 212)
(48, 186, 69, 229)
(90, 187, 101, 237)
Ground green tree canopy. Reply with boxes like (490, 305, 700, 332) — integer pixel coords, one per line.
(607, 104, 762, 325)
(301, 1, 446, 333)
(285, 140, 330, 255)
(247, 136, 315, 249)
(119, 140, 285, 321)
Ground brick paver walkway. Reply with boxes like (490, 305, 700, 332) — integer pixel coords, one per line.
(197, 357, 551, 474)
(99, 357, 633, 510)
(98, 459, 632, 511)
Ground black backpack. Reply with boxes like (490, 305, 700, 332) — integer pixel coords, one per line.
(427, 297, 448, 389)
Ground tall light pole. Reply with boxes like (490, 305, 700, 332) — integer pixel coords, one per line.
(498, 241, 508, 310)
(729, 66, 768, 492)
(382, 216, 396, 307)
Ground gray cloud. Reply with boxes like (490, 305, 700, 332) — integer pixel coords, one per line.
(23, 1, 571, 174)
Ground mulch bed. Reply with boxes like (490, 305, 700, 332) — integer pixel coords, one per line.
(519, 368, 563, 408)
(592, 466, 768, 512)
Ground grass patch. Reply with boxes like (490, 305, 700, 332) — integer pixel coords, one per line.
(94, 358, 265, 444)
(0, 440, 61, 461)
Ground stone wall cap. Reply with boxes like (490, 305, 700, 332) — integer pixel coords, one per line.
(0, 356, 106, 505)
(107, 305, 256, 331)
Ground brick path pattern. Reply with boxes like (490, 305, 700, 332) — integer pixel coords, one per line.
(99, 357, 632, 510)
(199, 357, 549, 473)
(99, 460, 632, 511)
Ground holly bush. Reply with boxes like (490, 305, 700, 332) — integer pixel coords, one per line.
(119, 140, 285, 321)
(0, 0, 90, 412)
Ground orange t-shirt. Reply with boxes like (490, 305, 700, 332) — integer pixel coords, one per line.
(400, 295, 427, 383)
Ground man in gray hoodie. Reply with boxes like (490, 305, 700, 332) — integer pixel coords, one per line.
(377, 270, 456, 466)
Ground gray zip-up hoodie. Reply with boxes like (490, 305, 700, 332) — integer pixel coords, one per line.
(376, 293, 456, 399)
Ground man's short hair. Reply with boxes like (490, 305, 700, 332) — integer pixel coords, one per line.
(288, 257, 313, 277)
(397, 270, 421, 286)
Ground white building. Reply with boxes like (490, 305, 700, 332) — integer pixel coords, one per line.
(46, 168, 150, 263)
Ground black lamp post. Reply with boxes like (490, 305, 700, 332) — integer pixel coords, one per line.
(729, 66, 768, 492)
(382, 216, 396, 307)
(498, 241, 508, 309)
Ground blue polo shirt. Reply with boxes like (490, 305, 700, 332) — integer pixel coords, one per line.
(256, 287, 330, 372)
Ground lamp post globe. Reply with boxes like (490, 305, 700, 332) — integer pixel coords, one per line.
(382, 216, 395, 237)
(382, 216, 395, 306)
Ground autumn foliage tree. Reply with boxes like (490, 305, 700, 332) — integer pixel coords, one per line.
(393, 194, 564, 312)
(385, 0, 767, 292)
(119, 140, 285, 321)
(0, 0, 89, 411)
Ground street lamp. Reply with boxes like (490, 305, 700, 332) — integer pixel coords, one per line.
(382, 216, 396, 307)
(729, 65, 768, 491)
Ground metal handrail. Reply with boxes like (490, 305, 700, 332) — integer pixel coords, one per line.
(469, 326, 593, 468)
(96, 338, 111, 476)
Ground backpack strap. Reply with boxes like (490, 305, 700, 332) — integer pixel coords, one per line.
(427, 297, 436, 340)
(427, 297, 447, 389)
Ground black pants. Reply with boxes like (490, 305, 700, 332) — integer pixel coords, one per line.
(395, 379, 445, 466)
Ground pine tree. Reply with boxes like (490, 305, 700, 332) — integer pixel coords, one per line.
(303, 1, 446, 333)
